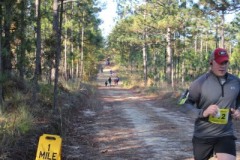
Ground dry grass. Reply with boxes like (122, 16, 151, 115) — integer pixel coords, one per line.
(0, 77, 98, 159)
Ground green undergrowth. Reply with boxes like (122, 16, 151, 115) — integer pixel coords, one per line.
(0, 77, 98, 159)
(115, 64, 189, 95)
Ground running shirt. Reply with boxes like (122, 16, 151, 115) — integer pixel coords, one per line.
(185, 71, 240, 138)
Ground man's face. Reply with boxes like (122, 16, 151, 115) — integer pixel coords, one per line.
(211, 60, 229, 77)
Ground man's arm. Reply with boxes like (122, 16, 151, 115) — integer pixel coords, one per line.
(180, 79, 205, 118)
(237, 83, 240, 109)
(231, 88, 240, 119)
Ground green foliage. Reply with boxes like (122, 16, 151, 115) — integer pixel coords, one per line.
(231, 47, 240, 65)
(7, 91, 25, 108)
(109, 0, 240, 86)
(0, 74, 8, 85)
(39, 83, 54, 105)
(15, 106, 33, 134)
(0, 115, 11, 134)
(230, 44, 240, 75)
(0, 105, 33, 136)
(97, 53, 105, 61)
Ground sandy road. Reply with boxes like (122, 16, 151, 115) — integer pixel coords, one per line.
(90, 68, 194, 160)
(93, 86, 194, 160)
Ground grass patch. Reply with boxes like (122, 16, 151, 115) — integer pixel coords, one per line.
(0, 76, 99, 159)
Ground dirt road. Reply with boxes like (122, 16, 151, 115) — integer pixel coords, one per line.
(62, 67, 240, 160)
(94, 68, 194, 160)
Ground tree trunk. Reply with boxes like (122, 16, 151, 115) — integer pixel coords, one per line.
(71, 43, 73, 79)
(215, 24, 219, 48)
(153, 49, 158, 86)
(19, 0, 26, 80)
(142, 42, 147, 86)
(64, 17, 67, 80)
(0, 4, 3, 113)
(3, 2, 12, 74)
(194, 37, 197, 54)
(33, 0, 42, 102)
(166, 27, 172, 84)
(143, 7, 147, 86)
(53, 0, 63, 110)
(80, 20, 84, 81)
(220, 12, 225, 48)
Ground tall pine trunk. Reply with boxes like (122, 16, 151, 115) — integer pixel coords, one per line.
(166, 27, 172, 85)
(0, 4, 3, 113)
(53, 0, 63, 110)
(3, 2, 12, 75)
(33, 0, 42, 102)
(19, 0, 26, 80)
(142, 6, 147, 86)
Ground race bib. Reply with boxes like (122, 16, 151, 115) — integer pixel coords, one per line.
(209, 109, 229, 124)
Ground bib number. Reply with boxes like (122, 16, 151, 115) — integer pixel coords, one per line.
(209, 109, 229, 124)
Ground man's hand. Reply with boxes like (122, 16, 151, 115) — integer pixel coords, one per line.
(231, 108, 240, 120)
(203, 104, 219, 117)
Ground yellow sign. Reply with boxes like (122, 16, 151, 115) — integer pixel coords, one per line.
(36, 134, 62, 160)
(209, 109, 229, 124)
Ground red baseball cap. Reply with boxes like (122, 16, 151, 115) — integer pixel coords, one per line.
(213, 48, 229, 64)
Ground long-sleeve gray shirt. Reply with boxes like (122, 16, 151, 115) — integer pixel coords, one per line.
(184, 71, 240, 138)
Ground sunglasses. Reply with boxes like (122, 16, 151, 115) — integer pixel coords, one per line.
(218, 51, 227, 55)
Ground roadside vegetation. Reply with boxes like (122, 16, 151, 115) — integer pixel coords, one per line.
(0, 77, 99, 159)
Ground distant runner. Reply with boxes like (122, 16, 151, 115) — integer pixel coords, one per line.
(107, 57, 110, 65)
(108, 77, 112, 87)
(105, 80, 108, 87)
(114, 76, 120, 85)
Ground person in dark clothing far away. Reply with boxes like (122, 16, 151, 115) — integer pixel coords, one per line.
(108, 77, 112, 86)
(114, 76, 119, 85)
(183, 48, 240, 160)
(105, 80, 108, 86)
(107, 57, 110, 65)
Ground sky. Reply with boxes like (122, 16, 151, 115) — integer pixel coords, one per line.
(226, 13, 235, 22)
(98, 0, 117, 38)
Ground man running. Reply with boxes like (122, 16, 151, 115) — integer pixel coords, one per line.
(184, 48, 240, 160)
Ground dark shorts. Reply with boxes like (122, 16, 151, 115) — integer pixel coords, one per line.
(192, 136, 236, 160)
